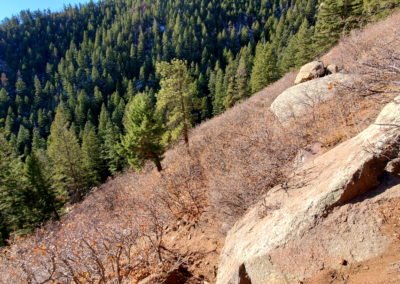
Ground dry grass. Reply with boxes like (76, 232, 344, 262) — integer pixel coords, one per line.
(1, 12, 400, 284)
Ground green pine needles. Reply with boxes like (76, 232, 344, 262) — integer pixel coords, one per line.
(121, 93, 165, 172)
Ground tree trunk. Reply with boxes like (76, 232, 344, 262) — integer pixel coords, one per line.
(52, 205, 60, 220)
(183, 123, 189, 147)
(153, 154, 163, 172)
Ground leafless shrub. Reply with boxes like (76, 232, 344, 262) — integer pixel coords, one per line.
(323, 11, 400, 99)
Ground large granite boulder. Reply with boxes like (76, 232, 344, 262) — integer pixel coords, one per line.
(294, 61, 325, 84)
(270, 73, 351, 122)
(217, 96, 400, 284)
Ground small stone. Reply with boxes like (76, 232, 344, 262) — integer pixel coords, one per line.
(294, 61, 325, 84)
(326, 64, 339, 74)
(385, 158, 400, 176)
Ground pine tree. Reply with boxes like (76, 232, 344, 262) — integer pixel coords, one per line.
(24, 153, 61, 222)
(156, 59, 195, 146)
(314, 0, 363, 54)
(1, 130, 61, 243)
(279, 35, 299, 72)
(47, 106, 86, 203)
(121, 93, 164, 171)
(0, 132, 26, 243)
(250, 43, 266, 93)
(102, 118, 126, 175)
(15, 76, 27, 98)
(31, 128, 46, 151)
(16, 125, 30, 154)
(94, 86, 103, 113)
(98, 104, 109, 139)
(233, 47, 253, 105)
(250, 43, 278, 93)
(81, 122, 102, 185)
(295, 19, 314, 67)
(211, 63, 226, 115)
(98, 104, 125, 175)
(0, 89, 9, 120)
(363, 0, 400, 19)
(223, 56, 239, 109)
(33, 75, 42, 109)
(75, 90, 88, 130)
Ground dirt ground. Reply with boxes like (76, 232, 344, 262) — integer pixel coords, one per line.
(306, 198, 400, 284)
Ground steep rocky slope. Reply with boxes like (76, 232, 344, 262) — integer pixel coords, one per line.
(217, 96, 400, 283)
(0, 11, 399, 284)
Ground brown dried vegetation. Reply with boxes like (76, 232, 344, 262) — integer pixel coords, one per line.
(1, 12, 399, 284)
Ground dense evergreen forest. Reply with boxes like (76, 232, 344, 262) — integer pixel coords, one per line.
(0, 0, 398, 244)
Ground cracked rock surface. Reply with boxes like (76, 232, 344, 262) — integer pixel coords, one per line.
(217, 96, 400, 284)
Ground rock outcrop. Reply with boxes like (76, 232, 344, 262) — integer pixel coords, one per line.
(217, 96, 400, 284)
(326, 64, 339, 74)
(270, 73, 351, 122)
(294, 61, 325, 84)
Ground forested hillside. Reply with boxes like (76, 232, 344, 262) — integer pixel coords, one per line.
(0, 0, 399, 244)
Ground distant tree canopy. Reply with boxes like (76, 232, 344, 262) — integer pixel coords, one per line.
(0, 0, 398, 244)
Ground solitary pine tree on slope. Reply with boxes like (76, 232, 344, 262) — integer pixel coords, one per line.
(156, 59, 195, 147)
(121, 93, 165, 172)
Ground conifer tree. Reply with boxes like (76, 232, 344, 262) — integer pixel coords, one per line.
(0, 89, 9, 122)
(98, 104, 109, 139)
(81, 122, 102, 185)
(363, 0, 400, 18)
(0, 131, 26, 242)
(156, 59, 195, 146)
(250, 43, 278, 93)
(33, 76, 42, 108)
(31, 128, 46, 151)
(294, 19, 314, 67)
(47, 106, 86, 203)
(314, 0, 363, 53)
(121, 93, 164, 171)
(1, 131, 61, 243)
(211, 64, 226, 115)
(15, 76, 27, 98)
(223, 55, 239, 109)
(234, 47, 253, 104)
(279, 35, 299, 72)
(102, 118, 126, 175)
(24, 153, 61, 222)
(16, 125, 30, 155)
